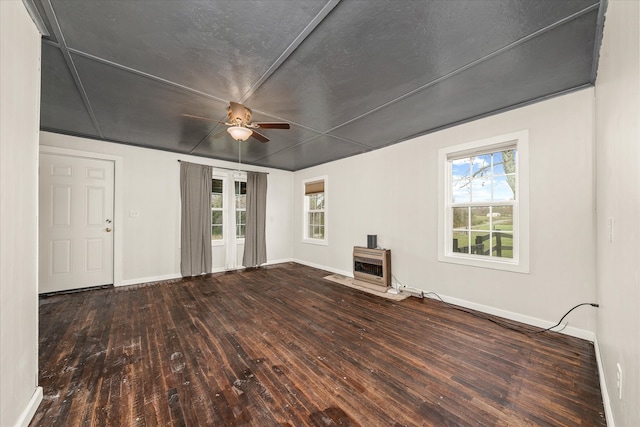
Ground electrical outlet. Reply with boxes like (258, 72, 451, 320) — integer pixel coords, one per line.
(616, 363, 623, 400)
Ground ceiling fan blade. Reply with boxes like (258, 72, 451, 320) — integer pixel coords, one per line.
(250, 130, 270, 143)
(182, 113, 225, 124)
(255, 122, 290, 129)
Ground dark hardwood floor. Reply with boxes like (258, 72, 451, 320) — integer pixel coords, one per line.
(31, 263, 606, 426)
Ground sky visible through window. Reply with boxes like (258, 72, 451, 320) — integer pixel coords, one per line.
(451, 151, 516, 203)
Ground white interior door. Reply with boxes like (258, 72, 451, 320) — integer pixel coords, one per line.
(39, 153, 114, 293)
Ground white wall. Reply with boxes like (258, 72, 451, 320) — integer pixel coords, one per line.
(594, 1, 640, 425)
(0, 2, 43, 426)
(40, 132, 294, 286)
(294, 89, 598, 337)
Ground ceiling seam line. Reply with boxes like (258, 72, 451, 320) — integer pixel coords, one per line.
(324, 2, 601, 134)
(41, 0, 104, 138)
(67, 48, 230, 105)
(251, 133, 369, 164)
(324, 137, 371, 149)
(68, 46, 330, 134)
(42, 38, 60, 48)
(215, 0, 343, 152)
(63, 48, 226, 157)
(67, 48, 236, 156)
(238, 0, 342, 103)
(65, 39, 393, 141)
(250, 135, 328, 163)
(188, 129, 223, 154)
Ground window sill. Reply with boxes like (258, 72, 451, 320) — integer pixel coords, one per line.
(439, 253, 529, 274)
(302, 238, 328, 246)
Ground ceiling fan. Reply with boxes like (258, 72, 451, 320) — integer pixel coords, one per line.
(183, 102, 290, 143)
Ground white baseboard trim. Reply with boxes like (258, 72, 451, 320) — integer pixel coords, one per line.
(116, 273, 182, 287)
(594, 336, 615, 427)
(292, 259, 595, 341)
(419, 292, 596, 341)
(211, 266, 248, 273)
(292, 259, 352, 278)
(210, 258, 296, 274)
(15, 386, 43, 427)
(264, 258, 295, 266)
(115, 259, 296, 286)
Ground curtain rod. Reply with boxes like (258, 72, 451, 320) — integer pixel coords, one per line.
(177, 160, 269, 174)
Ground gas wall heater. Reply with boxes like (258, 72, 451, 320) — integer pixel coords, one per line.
(353, 246, 391, 289)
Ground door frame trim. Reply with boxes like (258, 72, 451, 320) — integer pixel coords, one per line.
(39, 146, 124, 286)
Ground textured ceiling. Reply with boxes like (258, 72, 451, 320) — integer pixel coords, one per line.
(29, 0, 605, 171)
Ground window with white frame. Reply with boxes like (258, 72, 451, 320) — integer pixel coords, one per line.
(303, 177, 327, 244)
(235, 180, 247, 239)
(438, 131, 529, 273)
(211, 178, 224, 241)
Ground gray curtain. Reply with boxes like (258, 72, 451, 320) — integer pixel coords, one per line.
(180, 161, 213, 276)
(243, 172, 267, 267)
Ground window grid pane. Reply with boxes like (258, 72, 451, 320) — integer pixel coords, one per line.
(235, 180, 246, 239)
(211, 225, 223, 240)
(450, 148, 517, 259)
(211, 178, 224, 241)
(305, 189, 325, 240)
(236, 209, 246, 238)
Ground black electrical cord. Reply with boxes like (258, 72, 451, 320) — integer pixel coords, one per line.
(535, 302, 600, 333)
(392, 274, 599, 336)
(432, 292, 597, 336)
(423, 290, 539, 336)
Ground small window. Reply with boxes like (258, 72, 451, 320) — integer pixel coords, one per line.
(211, 178, 223, 241)
(303, 177, 328, 244)
(235, 180, 246, 239)
(438, 131, 529, 273)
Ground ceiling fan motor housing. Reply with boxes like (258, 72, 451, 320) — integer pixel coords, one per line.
(228, 102, 252, 126)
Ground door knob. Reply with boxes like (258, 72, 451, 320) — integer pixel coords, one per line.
(106, 227, 112, 232)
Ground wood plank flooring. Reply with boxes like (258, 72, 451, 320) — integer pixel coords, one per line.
(31, 262, 606, 426)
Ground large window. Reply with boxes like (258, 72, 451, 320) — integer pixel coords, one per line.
(211, 178, 224, 241)
(303, 177, 327, 244)
(451, 149, 516, 258)
(235, 180, 246, 239)
(438, 131, 529, 273)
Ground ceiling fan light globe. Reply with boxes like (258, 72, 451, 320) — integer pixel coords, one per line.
(227, 126, 252, 141)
